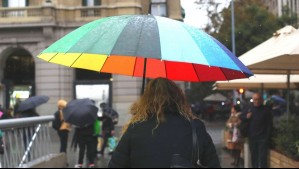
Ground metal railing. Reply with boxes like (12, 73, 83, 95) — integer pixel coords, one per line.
(0, 116, 54, 168)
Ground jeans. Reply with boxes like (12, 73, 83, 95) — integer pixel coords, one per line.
(78, 136, 98, 165)
(58, 130, 69, 153)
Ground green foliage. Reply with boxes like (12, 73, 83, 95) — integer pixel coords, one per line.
(212, 0, 279, 56)
(272, 116, 299, 160)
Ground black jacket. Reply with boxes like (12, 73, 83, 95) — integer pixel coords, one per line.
(108, 113, 220, 168)
(244, 105, 272, 141)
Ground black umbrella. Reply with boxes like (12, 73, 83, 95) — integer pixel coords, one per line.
(17, 96, 49, 112)
(271, 95, 287, 105)
(63, 98, 98, 127)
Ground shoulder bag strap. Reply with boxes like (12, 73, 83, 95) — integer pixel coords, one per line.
(191, 120, 198, 166)
(191, 120, 206, 168)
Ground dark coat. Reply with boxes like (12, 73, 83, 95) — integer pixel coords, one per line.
(243, 105, 273, 141)
(108, 113, 221, 168)
(98, 115, 115, 134)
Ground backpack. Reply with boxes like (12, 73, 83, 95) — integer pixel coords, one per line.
(52, 111, 62, 131)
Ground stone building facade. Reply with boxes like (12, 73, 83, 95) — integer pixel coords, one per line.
(0, 0, 183, 125)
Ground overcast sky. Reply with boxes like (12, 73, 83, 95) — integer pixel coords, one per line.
(181, 0, 230, 29)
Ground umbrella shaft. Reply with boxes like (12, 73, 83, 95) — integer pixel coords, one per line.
(141, 58, 147, 95)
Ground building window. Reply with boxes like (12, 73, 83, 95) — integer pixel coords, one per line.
(82, 0, 101, 6)
(151, 0, 167, 17)
(2, 0, 8, 7)
(3, 0, 28, 7)
(81, 0, 101, 17)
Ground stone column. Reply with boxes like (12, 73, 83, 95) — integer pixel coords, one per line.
(112, 75, 141, 126)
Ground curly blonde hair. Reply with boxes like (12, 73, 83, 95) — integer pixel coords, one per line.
(123, 78, 197, 133)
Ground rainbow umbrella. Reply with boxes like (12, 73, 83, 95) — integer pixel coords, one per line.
(38, 15, 253, 91)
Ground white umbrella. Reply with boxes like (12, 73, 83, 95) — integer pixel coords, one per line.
(204, 93, 227, 102)
(214, 74, 299, 90)
(239, 26, 299, 73)
(239, 25, 299, 115)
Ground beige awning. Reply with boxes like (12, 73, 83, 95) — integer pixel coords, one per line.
(239, 25, 299, 74)
(203, 93, 227, 102)
(214, 74, 299, 90)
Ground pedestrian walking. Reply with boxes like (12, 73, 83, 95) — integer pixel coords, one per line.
(226, 105, 243, 167)
(54, 99, 71, 153)
(72, 123, 98, 168)
(108, 77, 220, 168)
(99, 102, 119, 125)
(241, 93, 272, 168)
(97, 111, 114, 156)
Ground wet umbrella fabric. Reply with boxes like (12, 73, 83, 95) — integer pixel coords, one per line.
(17, 96, 49, 112)
(63, 98, 98, 127)
(38, 15, 253, 82)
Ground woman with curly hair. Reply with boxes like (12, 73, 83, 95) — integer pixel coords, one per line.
(108, 77, 220, 168)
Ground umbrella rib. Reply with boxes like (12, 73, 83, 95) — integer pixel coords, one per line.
(98, 55, 109, 72)
(164, 60, 167, 78)
(70, 53, 84, 67)
(192, 63, 200, 81)
(132, 56, 138, 77)
(219, 67, 230, 81)
(47, 53, 59, 62)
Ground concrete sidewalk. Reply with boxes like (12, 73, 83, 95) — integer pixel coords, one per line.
(49, 120, 237, 168)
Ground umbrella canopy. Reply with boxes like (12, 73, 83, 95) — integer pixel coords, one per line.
(63, 98, 98, 127)
(271, 95, 287, 105)
(204, 93, 227, 102)
(38, 15, 253, 83)
(239, 25, 299, 74)
(214, 74, 299, 90)
(17, 96, 49, 112)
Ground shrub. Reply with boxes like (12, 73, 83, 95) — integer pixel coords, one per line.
(272, 115, 299, 161)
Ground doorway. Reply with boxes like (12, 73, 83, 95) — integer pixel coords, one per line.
(2, 48, 35, 111)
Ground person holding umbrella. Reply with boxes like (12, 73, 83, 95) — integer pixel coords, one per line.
(66, 99, 98, 168)
(15, 96, 49, 161)
(108, 78, 220, 168)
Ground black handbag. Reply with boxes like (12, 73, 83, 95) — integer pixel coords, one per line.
(170, 121, 206, 168)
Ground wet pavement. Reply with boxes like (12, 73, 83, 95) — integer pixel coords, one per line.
(49, 120, 237, 168)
